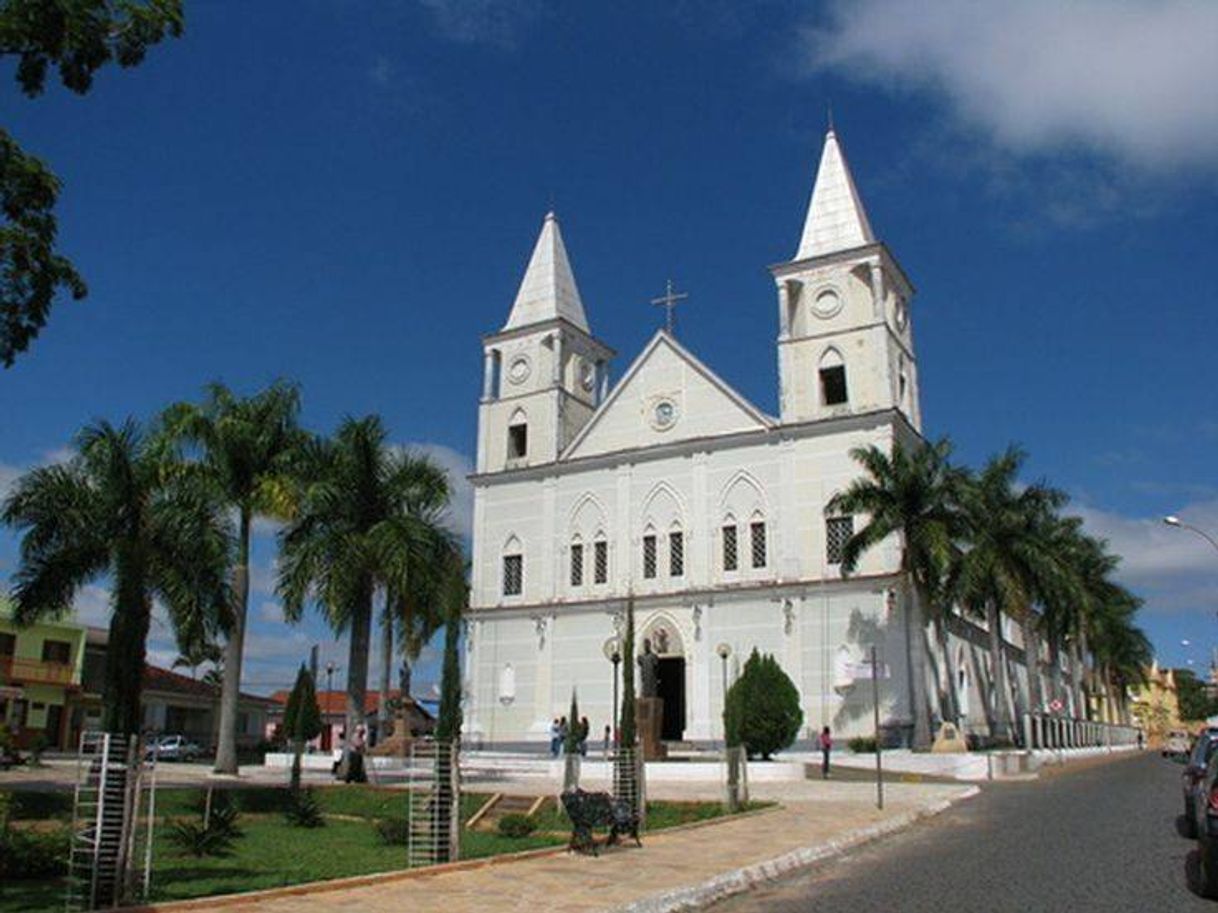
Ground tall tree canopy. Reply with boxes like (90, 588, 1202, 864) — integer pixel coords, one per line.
(0, 0, 183, 366)
(2, 418, 229, 732)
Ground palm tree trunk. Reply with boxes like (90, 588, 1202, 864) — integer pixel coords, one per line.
(105, 555, 153, 734)
(378, 598, 393, 742)
(903, 578, 933, 750)
(1021, 613, 1044, 714)
(214, 510, 251, 774)
(344, 580, 374, 773)
(986, 600, 1012, 742)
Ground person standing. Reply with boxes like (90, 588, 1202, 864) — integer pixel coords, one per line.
(819, 726, 832, 779)
(578, 716, 590, 756)
(558, 716, 569, 756)
(549, 718, 561, 758)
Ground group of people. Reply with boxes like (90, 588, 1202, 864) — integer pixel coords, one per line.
(549, 716, 594, 757)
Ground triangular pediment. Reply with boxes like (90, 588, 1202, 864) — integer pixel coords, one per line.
(563, 331, 773, 461)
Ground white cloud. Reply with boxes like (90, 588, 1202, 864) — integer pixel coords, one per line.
(1075, 497, 1218, 621)
(803, 0, 1218, 172)
(258, 600, 284, 623)
(70, 584, 113, 628)
(405, 442, 474, 541)
(417, 0, 543, 49)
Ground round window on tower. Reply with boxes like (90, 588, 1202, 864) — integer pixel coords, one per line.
(812, 287, 843, 319)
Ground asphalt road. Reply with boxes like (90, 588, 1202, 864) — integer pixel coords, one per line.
(712, 751, 1211, 913)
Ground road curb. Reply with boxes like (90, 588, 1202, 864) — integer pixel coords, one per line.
(611, 786, 982, 913)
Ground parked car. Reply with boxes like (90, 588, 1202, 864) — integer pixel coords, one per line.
(1165, 729, 1192, 759)
(1195, 748, 1218, 897)
(145, 734, 202, 762)
(1182, 730, 1218, 838)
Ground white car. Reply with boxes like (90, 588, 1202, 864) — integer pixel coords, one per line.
(1164, 729, 1192, 760)
(145, 734, 202, 762)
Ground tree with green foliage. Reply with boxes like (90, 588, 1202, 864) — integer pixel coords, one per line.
(2, 419, 230, 733)
(1175, 668, 1218, 722)
(0, 0, 184, 366)
(724, 649, 803, 760)
(619, 596, 636, 748)
(283, 664, 322, 792)
(161, 381, 304, 775)
(433, 555, 466, 744)
(279, 416, 460, 774)
(828, 438, 965, 748)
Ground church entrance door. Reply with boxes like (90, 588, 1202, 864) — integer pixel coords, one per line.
(657, 657, 685, 741)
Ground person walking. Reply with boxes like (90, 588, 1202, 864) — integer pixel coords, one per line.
(819, 726, 832, 779)
(549, 718, 561, 758)
(558, 716, 569, 756)
(578, 716, 590, 756)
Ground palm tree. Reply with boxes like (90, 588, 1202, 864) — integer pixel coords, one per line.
(161, 381, 303, 774)
(278, 416, 462, 771)
(2, 420, 230, 733)
(827, 438, 964, 750)
(953, 448, 1071, 741)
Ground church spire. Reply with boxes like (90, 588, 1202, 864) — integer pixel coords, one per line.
(794, 128, 875, 260)
(503, 211, 590, 333)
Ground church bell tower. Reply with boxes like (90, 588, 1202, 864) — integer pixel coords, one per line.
(476, 212, 615, 474)
(770, 128, 921, 431)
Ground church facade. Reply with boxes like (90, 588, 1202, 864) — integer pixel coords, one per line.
(463, 129, 997, 747)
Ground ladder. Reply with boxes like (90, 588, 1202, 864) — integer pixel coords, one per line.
(65, 732, 131, 912)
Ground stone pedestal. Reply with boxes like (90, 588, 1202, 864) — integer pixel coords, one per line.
(637, 697, 667, 761)
(931, 721, 968, 754)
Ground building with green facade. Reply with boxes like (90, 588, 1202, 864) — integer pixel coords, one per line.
(0, 600, 87, 749)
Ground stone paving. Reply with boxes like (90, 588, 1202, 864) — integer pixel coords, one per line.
(137, 780, 974, 913)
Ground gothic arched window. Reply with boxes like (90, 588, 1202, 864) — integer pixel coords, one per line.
(502, 535, 523, 597)
(507, 408, 528, 459)
(819, 348, 848, 406)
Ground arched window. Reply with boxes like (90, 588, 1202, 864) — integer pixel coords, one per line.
(749, 512, 767, 569)
(569, 535, 584, 588)
(593, 533, 608, 585)
(721, 514, 739, 572)
(819, 348, 848, 406)
(642, 526, 658, 579)
(668, 523, 684, 577)
(502, 535, 523, 597)
(507, 408, 528, 459)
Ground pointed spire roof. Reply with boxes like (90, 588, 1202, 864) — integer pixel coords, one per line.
(503, 211, 589, 333)
(795, 128, 875, 260)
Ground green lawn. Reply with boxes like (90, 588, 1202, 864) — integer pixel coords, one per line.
(0, 785, 771, 913)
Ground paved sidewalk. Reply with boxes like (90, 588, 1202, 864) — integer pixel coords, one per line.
(137, 781, 976, 913)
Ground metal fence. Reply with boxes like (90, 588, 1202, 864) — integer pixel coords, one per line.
(1021, 713, 1140, 751)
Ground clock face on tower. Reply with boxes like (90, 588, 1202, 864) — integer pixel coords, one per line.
(507, 355, 531, 385)
(651, 399, 678, 430)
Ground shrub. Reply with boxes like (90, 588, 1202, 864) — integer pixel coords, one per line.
(187, 789, 242, 838)
(284, 787, 325, 828)
(168, 820, 238, 858)
(4, 790, 73, 820)
(848, 736, 877, 753)
(375, 816, 409, 846)
(497, 813, 537, 838)
(0, 826, 70, 878)
(724, 649, 803, 760)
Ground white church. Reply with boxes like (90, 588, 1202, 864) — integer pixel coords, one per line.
(463, 128, 1005, 748)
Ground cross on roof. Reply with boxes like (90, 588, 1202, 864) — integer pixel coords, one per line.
(651, 279, 689, 335)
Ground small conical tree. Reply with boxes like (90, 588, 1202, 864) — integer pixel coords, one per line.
(564, 689, 581, 790)
(619, 597, 637, 748)
(725, 649, 803, 760)
(283, 664, 322, 792)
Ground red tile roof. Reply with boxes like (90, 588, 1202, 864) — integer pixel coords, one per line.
(142, 664, 276, 705)
(267, 689, 431, 718)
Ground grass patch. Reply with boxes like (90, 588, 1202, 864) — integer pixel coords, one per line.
(0, 785, 771, 913)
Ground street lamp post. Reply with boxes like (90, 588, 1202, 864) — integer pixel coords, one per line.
(716, 643, 732, 746)
(604, 638, 622, 746)
(1164, 516, 1218, 554)
(324, 661, 338, 751)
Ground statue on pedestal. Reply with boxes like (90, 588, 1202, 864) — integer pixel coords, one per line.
(638, 638, 659, 698)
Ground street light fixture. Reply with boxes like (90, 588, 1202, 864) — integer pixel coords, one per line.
(1163, 516, 1218, 554)
(604, 637, 622, 745)
(716, 643, 732, 747)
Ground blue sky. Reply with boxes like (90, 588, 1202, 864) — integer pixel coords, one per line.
(2, 0, 1217, 694)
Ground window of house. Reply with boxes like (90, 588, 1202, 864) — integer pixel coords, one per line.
(820, 365, 848, 406)
(826, 516, 854, 565)
(41, 640, 71, 664)
(642, 534, 657, 579)
(570, 543, 584, 587)
(594, 540, 608, 584)
(508, 422, 528, 459)
(0, 633, 14, 656)
(722, 525, 738, 571)
(669, 531, 684, 577)
(503, 554, 523, 596)
(750, 521, 767, 568)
